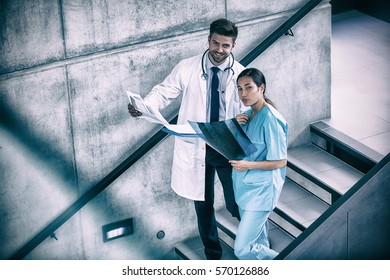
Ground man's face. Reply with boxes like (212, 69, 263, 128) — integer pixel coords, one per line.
(208, 33, 235, 66)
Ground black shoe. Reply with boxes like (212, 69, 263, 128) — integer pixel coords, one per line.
(205, 248, 222, 260)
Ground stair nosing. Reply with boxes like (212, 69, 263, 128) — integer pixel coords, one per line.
(310, 120, 383, 164)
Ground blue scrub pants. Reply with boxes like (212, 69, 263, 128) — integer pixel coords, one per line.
(234, 207, 278, 260)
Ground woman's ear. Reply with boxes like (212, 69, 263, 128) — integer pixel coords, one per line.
(260, 84, 265, 94)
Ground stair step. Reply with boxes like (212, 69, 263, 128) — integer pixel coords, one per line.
(286, 167, 333, 204)
(268, 221, 295, 253)
(310, 120, 383, 171)
(276, 178, 330, 229)
(287, 143, 364, 201)
(174, 236, 204, 260)
(218, 229, 237, 259)
(174, 228, 237, 260)
(215, 208, 239, 239)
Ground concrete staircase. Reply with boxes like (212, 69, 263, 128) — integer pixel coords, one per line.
(173, 120, 381, 260)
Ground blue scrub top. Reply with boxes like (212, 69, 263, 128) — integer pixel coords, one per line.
(232, 104, 288, 211)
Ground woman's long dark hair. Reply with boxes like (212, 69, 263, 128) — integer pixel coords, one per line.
(237, 68, 275, 108)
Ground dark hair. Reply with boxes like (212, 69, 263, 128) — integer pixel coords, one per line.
(209, 18, 238, 42)
(237, 68, 275, 108)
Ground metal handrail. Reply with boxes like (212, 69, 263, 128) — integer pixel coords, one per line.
(240, 0, 323, 66)
(10, 0, 323, 260)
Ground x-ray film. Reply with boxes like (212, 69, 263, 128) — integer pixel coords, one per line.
(188, 118, 257, 160)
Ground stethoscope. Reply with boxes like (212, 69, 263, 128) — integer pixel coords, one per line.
(201, 49, 235, 80)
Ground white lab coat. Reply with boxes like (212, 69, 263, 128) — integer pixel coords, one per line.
(144, 54, 246, 201)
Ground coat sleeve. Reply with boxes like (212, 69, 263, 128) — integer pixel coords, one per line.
(144, 59, 186, 111)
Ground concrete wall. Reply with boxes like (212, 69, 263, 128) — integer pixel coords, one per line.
(0, 0, 331, 259)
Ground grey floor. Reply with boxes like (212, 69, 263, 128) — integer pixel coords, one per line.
(325, 10, 390, 157)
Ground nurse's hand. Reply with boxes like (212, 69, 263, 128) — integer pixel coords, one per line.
(235, 113, 248, 125)
(128, 103, 142, 117)
(229, 160, 252, 172)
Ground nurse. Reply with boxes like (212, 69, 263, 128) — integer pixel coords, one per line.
(229, 68, 288, 260)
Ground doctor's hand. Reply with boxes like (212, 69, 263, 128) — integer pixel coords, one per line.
(235, 113, 249, 125)
(128, 103, 142, 117)
(229, 160, 252, 172)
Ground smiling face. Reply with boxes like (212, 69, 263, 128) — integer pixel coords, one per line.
(207, 33, 235, 66)
(237, 76, 265, 109)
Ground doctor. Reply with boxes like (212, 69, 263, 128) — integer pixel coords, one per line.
(128, 18, 246, 260)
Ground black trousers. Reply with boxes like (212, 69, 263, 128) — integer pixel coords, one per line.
(194, 145, 240, 260)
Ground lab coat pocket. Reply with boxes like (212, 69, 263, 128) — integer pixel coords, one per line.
(174, 137, 195, 170)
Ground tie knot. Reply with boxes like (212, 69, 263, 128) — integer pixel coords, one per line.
(211, 67, 220, 74)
